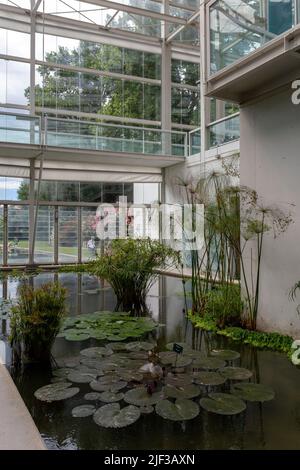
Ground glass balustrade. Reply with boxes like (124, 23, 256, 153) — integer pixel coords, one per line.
(0, 112, 41, 145)
(0, 113, 187, 157)
(208, 113, 240, 148)
(210, 0, 296, 74)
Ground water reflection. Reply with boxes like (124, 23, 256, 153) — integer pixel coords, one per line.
(1, 273, 300, 450)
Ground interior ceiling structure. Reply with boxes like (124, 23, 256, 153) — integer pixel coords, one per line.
(0, 0, 200, 51)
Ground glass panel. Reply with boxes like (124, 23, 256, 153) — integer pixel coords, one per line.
(0, 177, 29, 201)
(7, 205, 29, 265)
(171, 59, 200, 86)
(34, 206, 55, 264)
(209, 114, 240, 149)
(0, 205, 3, 266)
(0, 113, 40, 145)
(36, 33, 161, 80)
(0, 29, 30, 58)
(58, 207, 78, 263)
(103, 184, 124, 204)
(189, 129, 201, 155)
(81, 207, 100, 261)
(57, 182, 79, 202)
(210, 0, 295, 73)
(172, 87, 200, 126)
(80, 183, 102, 203)
(0, 60, 30, 106)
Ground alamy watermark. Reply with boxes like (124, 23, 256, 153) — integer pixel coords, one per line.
(291, 80, 300, 104)
(94, 198, 205, 251)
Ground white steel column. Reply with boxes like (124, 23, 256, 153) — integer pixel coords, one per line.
(199, 0, 208, 163)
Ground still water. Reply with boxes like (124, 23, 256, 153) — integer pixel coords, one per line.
(1, 272, 300, 450)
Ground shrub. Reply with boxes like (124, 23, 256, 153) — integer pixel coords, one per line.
(10, 282, 67, 363)
(203, 284, 243, 328)
(86, 238, 180, 315)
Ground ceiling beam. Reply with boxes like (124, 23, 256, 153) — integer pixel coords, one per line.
(166, 9, 200, 43)
(78, 0, 187, 25)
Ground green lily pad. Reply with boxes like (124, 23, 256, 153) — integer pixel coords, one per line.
(193, 371, 226, 386)
(75, 365, 104, 376)
(71, 405, 96, 417)
(210, 349, 240, 361)
(124, 387, 164, 406)
(156, 399, 199, 421)
(79, 358, 104, 370)
(116, 370, 143, 382)
(84, 392, 102, 401)
(60, 312, 158, 343)
(80, 347, 113, 358)
(139, 405, 154, 414)
(200, 392, 246, 415)
(34, 382, 80, 402)
(52, 368, 72, 378)
(159, 352, 192, 368)
(106, 343, 128, 351)
(65, 332, 90, 342)
(163, 384, 200, 399)
(93, 403, 141, 428)
(67, 370, 97, 384)
(220, 367, 253, 381)
(90, 376, 127, 393)
(99, 391, 125, 403)
(192, 357, 226, 370)
(231, 383, 275, 402)
(165, 373, 193, 387)
(125, 342, 155, 352)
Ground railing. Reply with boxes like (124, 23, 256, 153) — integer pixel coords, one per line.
(45, 117, 188, 157)
(189, 127, 201, 155)
(209, 0, 297, 74)
(0, 112, 188, 158)
(208, 113, 240, 148)
(0, 112, 41, 145)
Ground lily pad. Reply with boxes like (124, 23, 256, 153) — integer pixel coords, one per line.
(165, 373, 193, 387)
(59, 312, 158, 342)
(116, 370, 143, 382)
(71, 405, 96, 417)
(193, 371, 226, 386)
(159, 352, 192, 368)
(93, 403, 141, 428)
(210, 349, 240, 361)
(125, 342, 155, 352)
(80, 347, 113, 358)
(220, 367, 253, 381)
(139, 405, 154, 414)
(156, 399, 199, 421)
(163, 384, 200, 399)
(34, 382, 80, 402)
(52, 368, 72, 378)
(84, 392, 102, 401)
(67, 370, 97, 384)
(124, 387, 164, 406)
(99, 391, 124, 403)
(192, 357, 226, 370)
(231, 383, 275, 402)
(200, 392, 246, 415)
(90, 376, 127, 393)
(64, 332, 90, 342)
(106, 343, 128, 351)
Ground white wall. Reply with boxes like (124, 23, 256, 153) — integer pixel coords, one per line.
(240, 87, 300, 337)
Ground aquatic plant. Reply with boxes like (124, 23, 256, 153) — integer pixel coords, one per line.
(71, 405, 96, 417)
(59, 311, 158, 342)
(10, 282, 67, 363)
(231, 383, 275, 402)
(156, 399, 199, 421)
(34, 382, 80, 402)
(93, 403, 141, 428)
(83, 238, 180, 315)
(200, 392, 246, 415)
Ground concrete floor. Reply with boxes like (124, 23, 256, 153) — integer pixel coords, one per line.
(0, 364, 46, 450)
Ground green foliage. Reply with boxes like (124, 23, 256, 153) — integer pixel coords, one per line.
(203, 284, 243, 328)
(188, 311, 293, 356)
(84, 238, 180, 315)
(10, 282, 67, 362)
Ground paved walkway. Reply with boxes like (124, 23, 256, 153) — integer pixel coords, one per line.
(0, 364, 46, 450)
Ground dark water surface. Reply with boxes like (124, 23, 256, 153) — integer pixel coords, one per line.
(1, 272, 300, 450)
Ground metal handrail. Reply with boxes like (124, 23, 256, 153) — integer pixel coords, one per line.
(207, 112, 240, 128)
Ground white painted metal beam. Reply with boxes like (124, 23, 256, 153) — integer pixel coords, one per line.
(78, 0, 187, 25)
(166, 9, 200, 43)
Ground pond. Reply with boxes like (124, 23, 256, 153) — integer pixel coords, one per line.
(1, 272, 300, 450)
